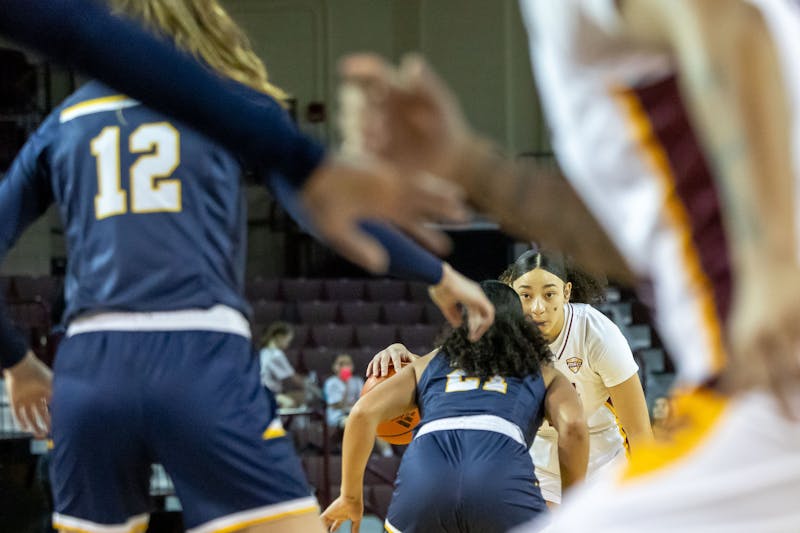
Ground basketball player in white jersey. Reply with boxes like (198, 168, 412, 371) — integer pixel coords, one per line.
(368, 249, 652, 507)
(500, 250, 652, 506)
(340, 0, 800, 530)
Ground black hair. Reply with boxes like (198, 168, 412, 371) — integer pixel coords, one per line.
(440, 280, 552, 379)
(499, 249, 606, 304)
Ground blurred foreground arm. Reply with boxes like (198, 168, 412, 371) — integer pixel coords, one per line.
(339, 54, 632, 282)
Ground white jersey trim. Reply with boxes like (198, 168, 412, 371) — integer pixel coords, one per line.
(66, 305, 251, 339)
(52, 512, 149, 533)
(415, 414, 526, 446)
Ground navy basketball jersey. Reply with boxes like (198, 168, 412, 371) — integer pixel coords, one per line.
(416, 352, 547, 446)
(1, 81, 250, 322)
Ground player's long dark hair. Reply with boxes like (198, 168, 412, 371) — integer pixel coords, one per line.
(440, 281, 552, 379)
(499, 249, 606, 304)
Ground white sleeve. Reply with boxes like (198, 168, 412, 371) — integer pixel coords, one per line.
(268, 350, 296, 381)
(586, 308, 639, 387)
(579, 0, 625, 35)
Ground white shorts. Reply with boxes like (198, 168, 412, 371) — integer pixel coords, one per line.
(515, 388, 800, 533)
(536, 446, 627, 504)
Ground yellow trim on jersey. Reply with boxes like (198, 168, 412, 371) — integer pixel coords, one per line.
(60, 95, 130, 121)
(262, 418, 287, 440)
(620, 388, 727, 481)
(384, 519, 403, 533)
(209, 505, 319, 533)
(614, 88, 727, 375)
(52, 521, 148, 533)
(604, 401, 630, 458)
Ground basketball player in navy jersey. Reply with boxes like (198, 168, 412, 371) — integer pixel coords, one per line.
(321, 281, 588, 533)
(0, 1, 493, 531)
(0, 0, 493, 466)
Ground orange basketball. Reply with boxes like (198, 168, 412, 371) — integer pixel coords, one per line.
(361, 365, 420, 445)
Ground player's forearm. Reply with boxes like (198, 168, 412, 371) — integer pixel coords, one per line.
(556, 420, 589, 492)
(339, 403, 381, 500)
(453, 139, 633, 282)
(608, 376, 653, 455)
(267, 172, 444, 284)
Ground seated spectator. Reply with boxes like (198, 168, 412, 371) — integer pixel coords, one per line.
(651, 395, 673, 440)
(259, 322, 316, 408)
(324, 353, 393, 456)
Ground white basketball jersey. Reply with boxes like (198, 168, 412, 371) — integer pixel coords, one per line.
(519, 0, 728, 387)
(531, 303, 638, 477)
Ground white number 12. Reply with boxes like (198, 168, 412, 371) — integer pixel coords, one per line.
(91, 122, 181, 220)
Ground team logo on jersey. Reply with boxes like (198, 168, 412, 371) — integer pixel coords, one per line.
(566, 357, 583, 374)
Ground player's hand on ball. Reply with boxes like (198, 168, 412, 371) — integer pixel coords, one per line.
(321, 495, 363, 533)
(367, 343, 418, 377)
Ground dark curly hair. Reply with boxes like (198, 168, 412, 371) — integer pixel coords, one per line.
(499, 249, 606, 304)
(440, 280, 553, 379)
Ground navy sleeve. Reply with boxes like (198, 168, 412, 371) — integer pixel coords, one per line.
(266, 173, 444, 284)
(0, 0, 325, 187)
(0, 118, 56, 370)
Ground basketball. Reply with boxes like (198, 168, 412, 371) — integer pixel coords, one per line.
(361, 365, 420, 445)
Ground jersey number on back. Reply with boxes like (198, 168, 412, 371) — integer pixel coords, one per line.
(445, 370, 507, 394)
(91, 122, 181, 219)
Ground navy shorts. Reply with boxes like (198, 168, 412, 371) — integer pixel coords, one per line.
(385, 430, 546, 533)
(49, 330, 316, 532)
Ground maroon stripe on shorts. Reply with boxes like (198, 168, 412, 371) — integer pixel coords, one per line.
(631, 76, 732, 324)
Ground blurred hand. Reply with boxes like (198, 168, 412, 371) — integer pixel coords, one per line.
(338, 53, 474, 187)
(321, 495, 363, 533)
(724, 263, 800, 416)
(430, 263, 495, 342)
(301, 156, 467, 274)
(366, 343, 419, 378)
(3, 351, 52, 438)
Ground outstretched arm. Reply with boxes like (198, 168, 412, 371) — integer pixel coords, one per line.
(338, 54, 633, 282)
(268, 173, 494, 339)
(0, 0, 469, 274)
(0, 118, 57, 436)
(321, 356, 428, 532)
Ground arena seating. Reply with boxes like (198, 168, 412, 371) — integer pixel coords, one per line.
(0, 274, 676, 521)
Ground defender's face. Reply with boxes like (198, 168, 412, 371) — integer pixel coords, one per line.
(512, 268, 571, 343)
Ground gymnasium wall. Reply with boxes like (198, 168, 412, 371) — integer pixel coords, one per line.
(1, 0, 549, 275)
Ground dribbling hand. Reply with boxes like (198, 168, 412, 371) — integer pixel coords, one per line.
(321, 495, 363, 533)
(366, 343, 418, 378)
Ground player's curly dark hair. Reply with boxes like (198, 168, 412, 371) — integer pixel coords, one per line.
(440, 280, 552, 379)
(499, 249, 606, 304)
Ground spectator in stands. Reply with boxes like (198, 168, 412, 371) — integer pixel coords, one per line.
(324, 354, 364, 428)
(651, 396, 673, 441)
(325, 353, 392, 457)
(259, 322, 314, 408)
